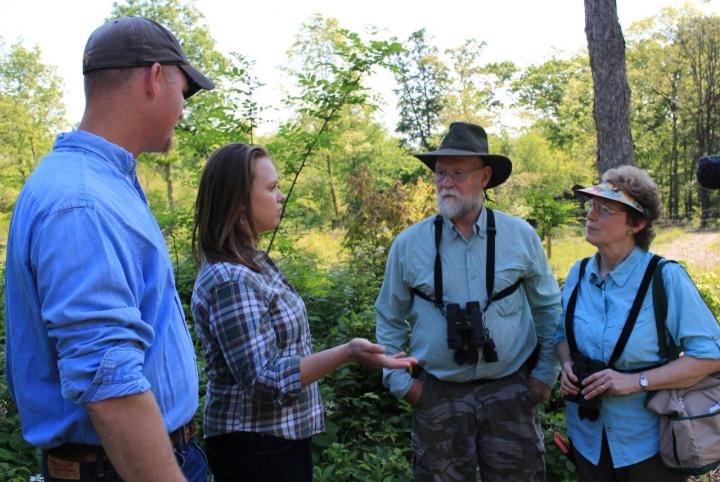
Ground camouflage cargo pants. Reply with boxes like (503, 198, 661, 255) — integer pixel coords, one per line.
(411, 369, 545, 482)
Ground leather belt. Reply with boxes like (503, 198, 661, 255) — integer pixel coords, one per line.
(45, 419, 197, 464)
(169, 418, 197, 447)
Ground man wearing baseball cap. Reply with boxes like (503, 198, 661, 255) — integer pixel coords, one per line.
(375, 122, 561, 481)
(5, 16, 213, 481)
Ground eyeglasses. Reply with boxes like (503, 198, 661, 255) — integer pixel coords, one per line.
(434, 166, 485, 184)
(585, 199, 621, 218)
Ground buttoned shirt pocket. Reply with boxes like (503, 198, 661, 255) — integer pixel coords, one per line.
(491, 265, 525, 317)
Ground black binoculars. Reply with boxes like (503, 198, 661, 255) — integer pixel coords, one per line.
(565, 351, 606, 421)
(446, 302, 498, 365)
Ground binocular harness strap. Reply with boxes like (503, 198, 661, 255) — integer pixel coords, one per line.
(565, 254, 662, 368)
(411, 209, 523, 313)
(433, 215, 444, 309)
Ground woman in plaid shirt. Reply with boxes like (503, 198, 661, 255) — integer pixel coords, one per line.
(190, 143, 417, 482)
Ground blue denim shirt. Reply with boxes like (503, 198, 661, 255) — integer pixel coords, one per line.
(376, 209, 561, 398)
(555, 247, 720, 467)
(4, 130, 198, 448)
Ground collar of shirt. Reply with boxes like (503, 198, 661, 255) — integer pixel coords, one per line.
(588, 246, 645, 288)
(54, 129, 138, 176)
(443, 205, 488, 240)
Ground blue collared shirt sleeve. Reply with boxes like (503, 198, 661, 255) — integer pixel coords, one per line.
(523, 229, 562, 387)
(375, 237, 415, 399)
(31, 206, 154, 404)
(209, 280, 303, 405)
(663, 263, 720, 358)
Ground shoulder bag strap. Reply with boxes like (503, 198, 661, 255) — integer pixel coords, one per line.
(652, 259, 681, 361)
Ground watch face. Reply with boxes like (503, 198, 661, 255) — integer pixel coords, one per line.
(640, 374, 649, 389)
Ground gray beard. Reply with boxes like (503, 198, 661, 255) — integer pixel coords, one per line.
(436, 191, 483, 220)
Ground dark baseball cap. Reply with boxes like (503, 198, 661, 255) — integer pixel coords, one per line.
(83, 16, 214, 98)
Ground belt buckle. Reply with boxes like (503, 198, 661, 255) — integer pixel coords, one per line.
(172, 419, 195, 447)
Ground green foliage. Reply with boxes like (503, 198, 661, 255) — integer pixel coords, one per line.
(510, 54, 595, 162)
(525, 189, 578, 259)
(391, 29, 449, 151)
(441, 39, 515, 128)
(626, 7, 720, 225)
(694, 271, 720, 319)
(343, 168, 435, 286)
(277, 243, 414, 481)
(541, 404, 579, 482)
(265, 15, 402, 252)
(547, 227, 596, 280)
(0, 40, 67, 211)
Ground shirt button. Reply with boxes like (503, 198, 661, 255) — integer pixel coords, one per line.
(606, 426, 611, 431)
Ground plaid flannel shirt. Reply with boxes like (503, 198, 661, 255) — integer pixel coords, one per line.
(191, 253, 324, 440)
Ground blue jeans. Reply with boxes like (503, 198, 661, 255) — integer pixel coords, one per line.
(42, 437, 208, 481)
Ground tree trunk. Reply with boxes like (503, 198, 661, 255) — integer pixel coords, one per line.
(669, 71, 680, 222)
(164, 161, 175, 213)
(546, 234, 552, 259)
(670, 108, 679, 221)
(584, 0, 636, 175)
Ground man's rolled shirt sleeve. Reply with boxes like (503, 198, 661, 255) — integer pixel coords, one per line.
(375, 238, 415, 399)
(32, 206, 154, 404)
(523, 230, 562, 387)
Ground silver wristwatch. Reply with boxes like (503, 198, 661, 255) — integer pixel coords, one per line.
(639, 373, 649, 391)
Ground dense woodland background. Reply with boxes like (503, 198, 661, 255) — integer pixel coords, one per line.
(2, 1, 720, 480)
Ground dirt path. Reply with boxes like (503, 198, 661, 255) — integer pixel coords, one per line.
(653, 229, 720, 270)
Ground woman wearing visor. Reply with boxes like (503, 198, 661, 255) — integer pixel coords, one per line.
(554, 165, 720, 481)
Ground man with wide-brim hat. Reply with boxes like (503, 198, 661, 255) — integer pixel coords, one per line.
(414, 121, 512, 189)
(376, 122, 561, 481)
(5, 16, 213, 482)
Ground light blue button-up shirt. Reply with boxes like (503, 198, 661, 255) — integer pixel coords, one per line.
(555, 247, 720, 467)
(4, 130, 198, 449)
(375, 209, 561, 398)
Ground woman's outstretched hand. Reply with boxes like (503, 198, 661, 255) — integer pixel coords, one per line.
(346, 338, 418, 369)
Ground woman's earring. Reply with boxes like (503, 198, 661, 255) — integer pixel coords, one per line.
(626, 229, 633, 235)
(239, 216, 245, 225)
